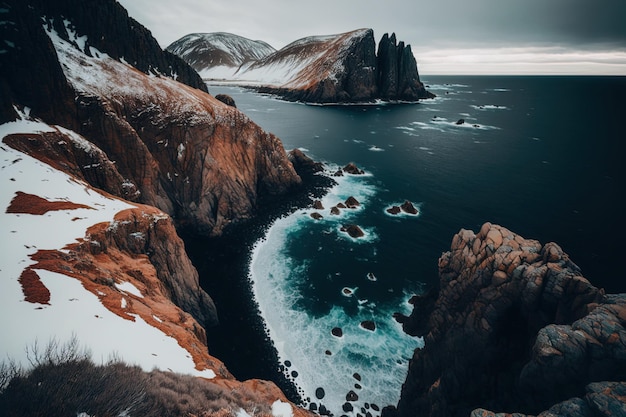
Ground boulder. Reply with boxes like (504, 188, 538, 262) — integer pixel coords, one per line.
(214, 93, 237, 108)
(400, 200, 418, 215)
(345, 196, 360, 208)
(341, 224, 365, 238)
(360, 320, 376, 331)
(332, 327, 343, 337)
(343, 162, 365, 175)
(386, 206, 401, 215)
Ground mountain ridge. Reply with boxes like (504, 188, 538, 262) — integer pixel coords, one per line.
(168, 29, 435, 103)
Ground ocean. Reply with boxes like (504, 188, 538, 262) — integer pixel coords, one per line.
(202, 76, 625, 416)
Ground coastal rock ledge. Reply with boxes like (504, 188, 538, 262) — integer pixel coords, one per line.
(385, 222, 626, 417)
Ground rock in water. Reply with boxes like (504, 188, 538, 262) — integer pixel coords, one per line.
(345, 196, 360, 208)
(400, 200, 418, 215)
(341, 224, 365, 238)
(343, 162, 365, 175)
(215, 93, 237, 108)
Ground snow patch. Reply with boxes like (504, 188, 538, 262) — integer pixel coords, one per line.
(271, 400, 293, 417)
(115, 281, 143, 298)
(1, 117, 215, 379)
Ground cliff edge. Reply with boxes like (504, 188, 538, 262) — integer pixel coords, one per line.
(387, 223, 625, 417)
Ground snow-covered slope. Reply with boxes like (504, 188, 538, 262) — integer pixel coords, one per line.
(166, 32, 276, 80)
(235, 29, 371, 88)
(0, 111, 215, 378)
(169, 28, 432, 103)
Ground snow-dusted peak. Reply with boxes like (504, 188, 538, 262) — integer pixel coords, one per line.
(166, 32, 276, 79)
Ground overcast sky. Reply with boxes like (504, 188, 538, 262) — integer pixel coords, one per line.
(117, 0, 626, 75)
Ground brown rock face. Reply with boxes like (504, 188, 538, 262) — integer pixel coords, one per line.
(3, 0, 302, 237)
(386, 223, 626, 417)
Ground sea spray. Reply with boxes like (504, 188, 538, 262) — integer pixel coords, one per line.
(250, 168, 424, 415)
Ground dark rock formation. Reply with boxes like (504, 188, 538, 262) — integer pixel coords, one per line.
(341, 224, 365, 238)
(215, 94, 237, 108)
(400, 200, 418, 215)
(288, 148, 325, 176)
(346, 390, 359, 402)
(386, 223, 625, 417)
(0, 0, 207, 124)
(171, 29, 434, 103)
(332, 327, 343, 337)
(360, 320, 376, 331)
(455, 118, 465, 125)
(345, 196, 360, 208)
(471, 381, 626, 417)
(386, 206, 401, 215)
(376, 33, 435, 101)
(343, 162, 365, 175)
(310, 212, 323, 220)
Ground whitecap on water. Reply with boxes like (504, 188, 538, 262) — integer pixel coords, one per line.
(250, 167, 424, 416)
(471, 104, 509, 111)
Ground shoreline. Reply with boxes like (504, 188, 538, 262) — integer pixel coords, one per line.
(179, 164, 335, 406)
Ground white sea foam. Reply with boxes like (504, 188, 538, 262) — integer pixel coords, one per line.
(250, 170, 423, 415)
(471, 104, 509, 110)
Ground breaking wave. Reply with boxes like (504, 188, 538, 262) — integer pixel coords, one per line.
(249, 169, 424, 415)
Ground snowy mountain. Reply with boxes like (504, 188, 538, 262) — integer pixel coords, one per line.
(169, 29, 434, 103)
(166, 32, 276, 80)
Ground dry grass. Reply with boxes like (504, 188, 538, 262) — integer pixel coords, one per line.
(0, 338, 277, 417)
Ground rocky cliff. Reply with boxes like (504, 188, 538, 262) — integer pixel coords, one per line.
(1, 0, 302, 236)
(387, 223, 625, 417)
(168, 29, 434, 103)
(1, 0, 315, 414)
(1, 122, 312, 416)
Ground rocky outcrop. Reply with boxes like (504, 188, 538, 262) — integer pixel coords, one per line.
(254, 29, 379, 103)
(0, 0, 205, 125)
(169, 29, 434, 103)
(377, 33, 433, 101)
(255, 30, 433, 103)
(1, 0, 303, 237)
(386, 223, 625, 417)
(4, 128, 217, 330)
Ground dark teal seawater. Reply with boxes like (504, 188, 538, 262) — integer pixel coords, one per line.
(210, 76, 625, 414)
